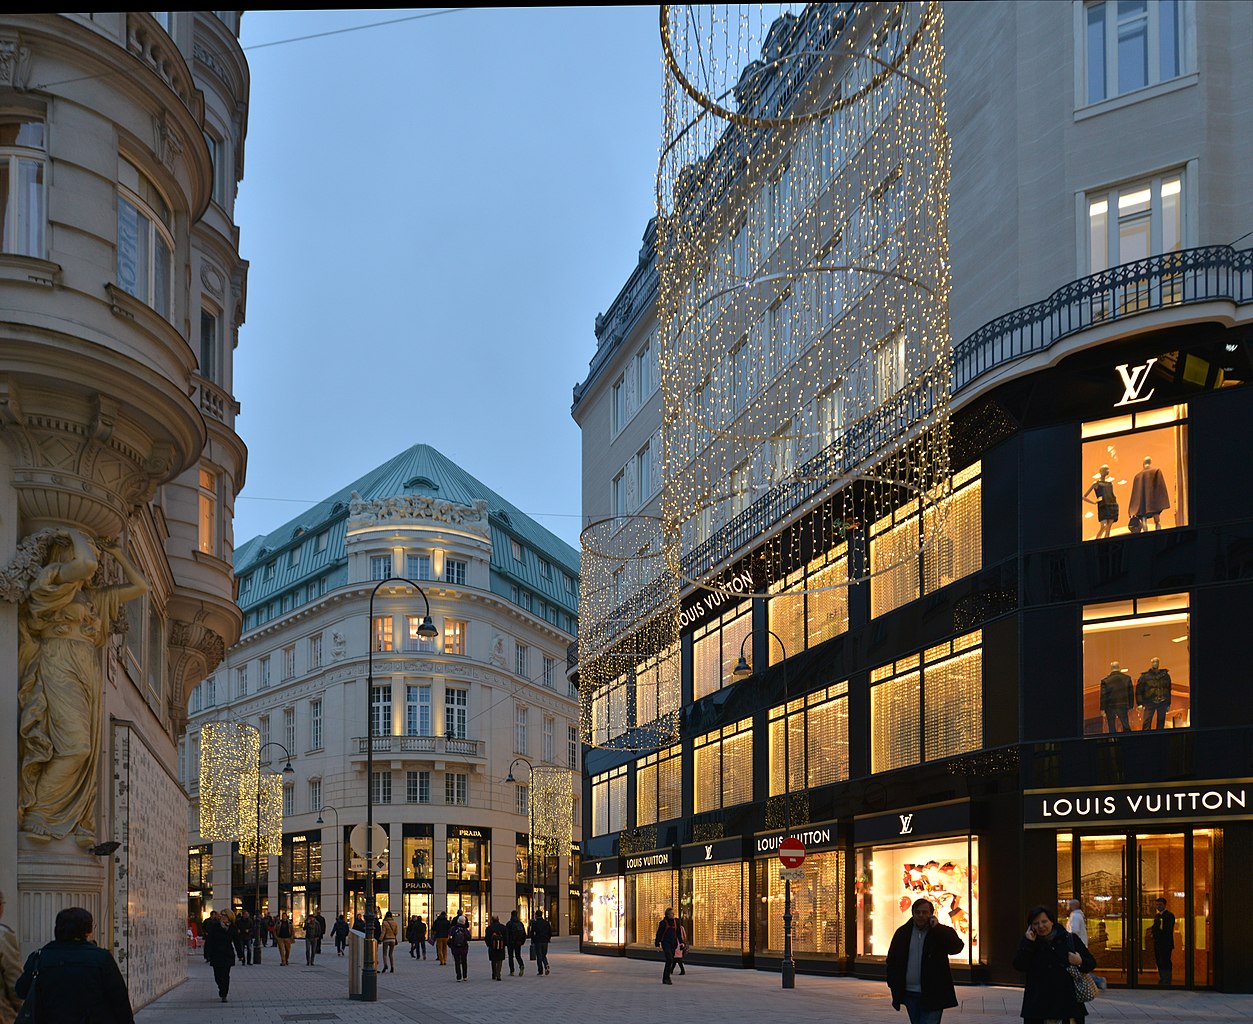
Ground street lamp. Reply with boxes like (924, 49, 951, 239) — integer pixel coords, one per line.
(505, 756, 536, 921)
(364, 576, 437, 1002)
(252, 741, 294, 964)
(316, 805, 342, 918)
(734, 629, 795, 989)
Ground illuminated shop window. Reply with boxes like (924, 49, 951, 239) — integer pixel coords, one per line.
(1082, 593, 1189, 735)
(685, 861, 747, 952)
(856, 838, 979, 963)
(1081, 405, 1187, 541)
(634, 641, 681, 730)
(591, 764, 627, 837)
(769, 681, 849, 795)
(871, 632, 983, 773)
(754, 849, 844, 957)
(634, 744, 682, 827)
(693, 717, 753, 813)
(629, 869, 677, 945)
(583, 874, 623, 945)
(692, 603, 751, 700)
(767, 542, 850, 664)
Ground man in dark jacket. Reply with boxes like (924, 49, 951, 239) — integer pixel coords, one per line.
(654, 907, 681, 985)
(528, 910, 553, 976)
(484, 915, 508, 981)
(332, 914, 351, 956)
(1152, 898, 1176, 984)
(202, 911, 236, 1002)
(885, 898, 965, 1024)
(16, 906, 135, 1022)
(505, 910, 527, 975)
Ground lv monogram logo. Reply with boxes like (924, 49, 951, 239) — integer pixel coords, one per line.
(898, 814, 914, 835)
(596, 862, 603, 875)
(704, 845, 714, 861)
(1114, 358, 1158, 407)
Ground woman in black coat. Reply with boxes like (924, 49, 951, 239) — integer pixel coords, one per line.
(201, 911, 236, 1002)
(15, 907, 135, 1023)
(1013, 905, 1097, 1023)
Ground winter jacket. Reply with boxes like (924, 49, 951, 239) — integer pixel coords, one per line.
(332, 919, 350, 941)
(655, 916, 680, 951)
(885, 921, 965, 1011)
(275, 917, 294, 939)
(484, 922, 507, 961)
(202, 918, 236, 969)
(448, 924, 470, 953)
(304, 916, 324, 941)
(1137, 667, 1172, 706)
(431, 915, 451, 940)
(1012, 927, 1096, 1022)
(505, 917, 527, 947)
(528, 917, 553, 943)
(406, 920, 421, 943)
(16, 940, 135, 1024)
(381, 918, 398, 943)
(1099, 671, 1133, 712)
(1129, 466, 1170, 517)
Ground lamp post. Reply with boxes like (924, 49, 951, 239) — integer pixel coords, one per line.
(363, 577, 437, 1002)
(734, 629, 795, 989)
(316, 805, 342, 918)
(505, 756, 536, 922)
(253, 741, 294, 964)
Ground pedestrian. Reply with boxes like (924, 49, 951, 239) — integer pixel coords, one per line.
(202, 907, 235, 1003)
(528, 909, 552, 976)
(449, 915, 471, 981)
(15, 906, 134, 1023)
(1013, 905, 1097, 1024)
(886, 897, 965, 1024)
(654, 907, 680, 985)
(352, 913, 365, 934)
(315, 911, 326, 955)
(1, 889, 24, 1024)
(485, 914, 507, 981)
(674, 918, 689, 976)
(505, 910, 527, 976)
(275, 911, 295, 966)
(230, 909, 248, 965)
(412, 915, 428, 960)
(304, 911, 324, 966)
(1152, 898, 1176, 986)
(332, 914, 350, 957)
(432, 911, 450, 966)
(1066, 900, 1106, 990)
(262, 912, 275, 947)
(380, 912, 398, 973)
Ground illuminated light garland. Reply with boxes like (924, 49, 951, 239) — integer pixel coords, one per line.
(529, 765, 575, 859)
(198, 721, 260, 842)
(238, 771, 284, 858)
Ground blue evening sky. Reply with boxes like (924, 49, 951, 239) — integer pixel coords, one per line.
(232, 7, 661, 553)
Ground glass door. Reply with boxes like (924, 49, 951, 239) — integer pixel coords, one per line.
(1077, 835, 1128, 985)
(1135, 833, 1186, 987)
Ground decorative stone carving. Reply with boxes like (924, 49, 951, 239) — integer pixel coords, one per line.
(0, 32, 32, 90)
(347, 492, 491, 538)
(167, 616, 226, 730)
(200, 261, 225, 298)
(489, 633, 507, 668)
(331, 631, 346, 660)
(152, 111, 183, 173)
(0, 529, 149, 846)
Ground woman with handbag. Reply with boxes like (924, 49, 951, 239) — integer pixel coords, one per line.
(673, 919, 689, 977)
(15, 907, 134, 1023)
(1013, 905, 1097, 1024)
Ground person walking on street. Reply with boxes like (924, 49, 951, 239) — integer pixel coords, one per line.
(275, 911, 295, 966)
(229, 909, 247, 965)
(304, 912, 324, 966)
(411, 915, 427, 960)
(449, 915, 471, 981)
(239, 910, 257, 965)
(674, 918, 689, 976)
(1, 890, 24, 1024)
(262, 912, 275, 947)
(886, 898, 965, 1024)
(1014, 905, 1097, 1024)
(655, 907, 681, 985)
(485, 915, 507, 981)
(1152, 898, 1176, 986)
(406, 915, 420, 959)
(380, 912, 398, 972)
(314, 911, 326, 955)
(332, 914, 350, 956)
(202, 908, 235, 1003)
(432, 911, 450, 966)
(529, 909, 552, 976)
(15, 907, 135, 1023)
(505, 910, 527, 976)
(1066, 900, 1106, 990)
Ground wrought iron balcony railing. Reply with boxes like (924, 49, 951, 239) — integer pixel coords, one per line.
(353, 735, 484, 758)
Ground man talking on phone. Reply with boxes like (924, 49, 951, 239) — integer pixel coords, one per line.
(886, 898, 965, 1024)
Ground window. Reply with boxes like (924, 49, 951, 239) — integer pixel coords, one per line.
(514, 704, 528, 754)
(371, 772, 392, 804)
(444, 619, 467, 656)
(542, 655, 556, 689)
(287, 547, 300, 569)
(315, 532, 329, 554)
(636, 441, 652, 504)
(516, 784, 529, 817)
(263, 562, 275, 581)
(769, 160, 792, 245)
(871, 631, 983, 773)
(405, 615, 436, 652)
(372, 615, 393, 652)
(444, 687, 468, 738)
(407, 770, 431, 803)
(405, 685, 431, 736)
(768, 543, 850, 662)
(1082, 405, 1187, 539)
(1083, 0, 1189, 106)
(510, 539, 524, 562)
(693, 717, 753, 813)
(445, 772, 468, 806)
(611, 376, 625, 434)
(199, 307, 219, 382)
(730, 336, 750, 413)
(0, 116, 46, 257)
(259, 655, 271, 689)
(198, 468, 217, 555)
(635, 744, 682, 826)
(591, 764, 627, 836)
(612, 471, 626, 519)
(542, 715, 555, 763)
(309, 633, 323, 669)
(282, 644, 296, 680)
(568, 724, 579, 769)
(692, 603, 752, 701)
(515, 642, 529, 678)
(258, 714, 270, 751)
(636, 340, 653, 401)
(201, 676, 216, 708)
(370, 554, 393, 581)
(283, 783, 295, 817)
(370, 684, 392, 737)
(1087, 173, 1183, 279)
(283, 706, 296, 754)
(769, 682, 850, 794)
(873, 331, 906, 405)
(815, 387, 845, 453)
(117, 157, 173, 317)
(406, 553, 431, 580)
(1083, 593, 1189, 735)
(309, 699, 323, 751)
(564, 573, 576, 596)
(234, 666, 247, 698)
(539, 558, 552, 581)
(444, 558, 466, 585)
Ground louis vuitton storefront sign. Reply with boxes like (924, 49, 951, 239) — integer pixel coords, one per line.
(1025, 780, 1253, 828)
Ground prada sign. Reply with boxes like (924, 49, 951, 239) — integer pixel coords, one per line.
(1025, 780, 1253, 829)
(448, 825, 490, 840)
(403, 880, 434, 894)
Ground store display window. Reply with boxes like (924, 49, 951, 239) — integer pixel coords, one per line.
(447, 834, 490, 883)
(628, 870, 678, 945)
(769, 681, 849, 794)
(592, 764, 627, 836)
(635, 744, 682, 827)
(1082, 593, 1190, 735)
(767, 542, 850, 663)
(583, 874, 624, 946)
(1081, 405, 1188, 540)
(856, 838, 979, 963)
(683, 861, 748, 953)
(693, 717, 753, 813)
(753, 850, 845, 957)
(404, 832, 433, 882)
(445, 893, 488, 936)
(692, 603, 751, 700)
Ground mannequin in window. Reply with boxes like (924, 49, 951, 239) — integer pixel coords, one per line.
(1136, 657, 1172, 730)
(1082, 464, 1118, 540)
(1099, 661, 1134, 733)
(1128, 457, 1170, 531)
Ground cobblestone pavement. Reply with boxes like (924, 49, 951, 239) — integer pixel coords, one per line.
(137, 939, 1253, 1024)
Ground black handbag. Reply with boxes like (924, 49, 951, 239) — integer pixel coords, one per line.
(15, 951, 39, 1024)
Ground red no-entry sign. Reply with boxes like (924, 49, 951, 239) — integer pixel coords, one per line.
(778, 837, 806, 869)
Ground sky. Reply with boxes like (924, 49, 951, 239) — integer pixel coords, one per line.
(231, 7, 662, 554)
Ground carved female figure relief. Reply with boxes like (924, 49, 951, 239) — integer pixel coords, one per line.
(1, 528, 148, 847)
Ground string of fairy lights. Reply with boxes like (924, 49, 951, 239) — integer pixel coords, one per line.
(529, 765, 576, 858)
(579, 2, 954, 750)
(198, 721, 283, 857)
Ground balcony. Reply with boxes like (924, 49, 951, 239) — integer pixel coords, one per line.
(352, 735, 485, 759)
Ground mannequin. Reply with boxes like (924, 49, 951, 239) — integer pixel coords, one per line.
(1099, 661, 1134, 733)
(1082, 464, 1118, 539)
(1128, 457, 1170, 531)
(1136, 657, 1172, 730)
